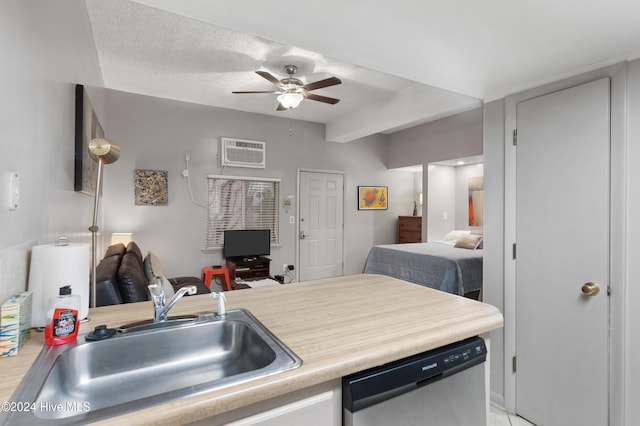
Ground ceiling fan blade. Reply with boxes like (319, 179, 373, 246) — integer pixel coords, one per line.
(306, 93, 340, 105)
(255, 71, 282, 86)
(303, 76, 342, 91)
(232, 91, 279, 94)
(276, 103, 288, 111)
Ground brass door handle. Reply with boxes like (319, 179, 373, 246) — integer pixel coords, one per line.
(581, 282, 600, 296)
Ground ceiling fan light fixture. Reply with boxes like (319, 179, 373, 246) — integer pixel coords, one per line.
(234, 65, 341, 111)
(277, 92, 304, 109)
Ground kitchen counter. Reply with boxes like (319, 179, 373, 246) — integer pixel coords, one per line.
(0, 274, 503, 425)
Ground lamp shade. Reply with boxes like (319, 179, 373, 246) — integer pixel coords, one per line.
(89, 138, 120, 164)
(277, 93, 304, 109)
(110, 233, 133, 246)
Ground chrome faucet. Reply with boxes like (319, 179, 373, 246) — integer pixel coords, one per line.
(148, 279, 197, 323)
(211, 292, 226, 318)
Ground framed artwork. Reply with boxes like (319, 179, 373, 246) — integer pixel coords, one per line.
(74, 84, 104, 195)
(358, 186, 388, 210)
(468, 176, 484, 226)
(135, 169, 169, 206)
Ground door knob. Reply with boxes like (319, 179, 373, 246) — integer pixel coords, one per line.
(581, 282, 600, 296)
(300, 231, 306, 240)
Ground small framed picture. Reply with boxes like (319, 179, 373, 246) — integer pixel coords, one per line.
(135, 169, 168, 206)
(358, 186, 388, 210)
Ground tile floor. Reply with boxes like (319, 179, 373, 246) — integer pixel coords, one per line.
(489, 405, 536, 426)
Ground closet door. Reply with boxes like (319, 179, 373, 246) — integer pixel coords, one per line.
(515, 78, 610, 426)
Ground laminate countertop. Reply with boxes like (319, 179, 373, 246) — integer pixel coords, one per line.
(0, 274, 503, 425)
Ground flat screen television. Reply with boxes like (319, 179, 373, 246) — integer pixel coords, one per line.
(223, 229, 271, 259)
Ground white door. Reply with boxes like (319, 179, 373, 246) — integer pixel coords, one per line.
(298, 171, 344, 281)
(515, 78, 610, 426)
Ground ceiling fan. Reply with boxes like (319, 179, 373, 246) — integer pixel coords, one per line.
(232, 65, 341, 110)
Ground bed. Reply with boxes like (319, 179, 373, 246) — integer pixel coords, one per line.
(363, 231, 483, 297)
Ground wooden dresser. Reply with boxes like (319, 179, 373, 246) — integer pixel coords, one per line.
(396, 216, 422, 243)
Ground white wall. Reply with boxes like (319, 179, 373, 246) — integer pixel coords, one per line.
(426, 163, 483, 241)
(482, 99, 505, 407)
(426, 165, 455, 241)
(0, 0, 104, 303)
(413, 170, 423, 215)
(387, 108, 484, 169)
(98, 89, 415, 278)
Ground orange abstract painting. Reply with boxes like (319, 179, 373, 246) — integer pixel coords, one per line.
(358, 186, 388, 210)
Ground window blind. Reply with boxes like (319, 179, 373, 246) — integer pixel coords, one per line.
(206, 175, 280, 249)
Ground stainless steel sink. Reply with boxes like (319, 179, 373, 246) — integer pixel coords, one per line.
(2, 309, 302, 425)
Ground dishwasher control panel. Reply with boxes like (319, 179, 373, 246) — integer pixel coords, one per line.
(443, 339, 486, 366)
(343, 336, 486, 413)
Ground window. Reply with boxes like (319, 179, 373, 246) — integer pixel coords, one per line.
(206, 175, 280, 249)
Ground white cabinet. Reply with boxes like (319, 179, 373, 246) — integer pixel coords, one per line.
(227, 390, 338, 426)
(189, 380, 341, 426)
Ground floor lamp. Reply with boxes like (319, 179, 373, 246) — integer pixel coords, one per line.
(88, 138, 120, 308)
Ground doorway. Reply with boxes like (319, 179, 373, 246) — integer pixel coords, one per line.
(297, 170, 344, 281)
(514, 78, 610, 425)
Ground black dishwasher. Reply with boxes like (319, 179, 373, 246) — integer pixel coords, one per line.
(343, 336, 487, 426)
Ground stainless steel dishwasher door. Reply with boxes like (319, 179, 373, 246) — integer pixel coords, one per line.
(343, 337, 487, 426)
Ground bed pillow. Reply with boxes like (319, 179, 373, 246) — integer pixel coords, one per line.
(454, 234, 483, 249)
(470, 231, 484, 249)
(440, 230, 471, 246)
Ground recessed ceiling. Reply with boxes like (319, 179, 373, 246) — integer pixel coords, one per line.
(86, 0, 640, 143)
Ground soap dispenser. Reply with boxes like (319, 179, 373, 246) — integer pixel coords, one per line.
(44, 285, 81, 346)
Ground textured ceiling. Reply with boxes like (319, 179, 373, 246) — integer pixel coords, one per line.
(86, 0, 640, 142)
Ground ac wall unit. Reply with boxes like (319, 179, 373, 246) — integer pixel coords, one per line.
(220, 137, 266, 169)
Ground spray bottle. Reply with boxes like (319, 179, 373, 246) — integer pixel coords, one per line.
(44, 285, 80, 346)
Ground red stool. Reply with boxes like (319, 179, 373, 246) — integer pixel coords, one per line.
(201, 266, 231, 291)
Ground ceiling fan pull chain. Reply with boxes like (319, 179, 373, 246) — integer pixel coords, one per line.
(289, 109, 294, 137)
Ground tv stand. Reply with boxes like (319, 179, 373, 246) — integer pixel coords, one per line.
(226, 256, 271, 281)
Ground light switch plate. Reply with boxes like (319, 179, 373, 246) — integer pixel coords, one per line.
(8, 171, 19, 210)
